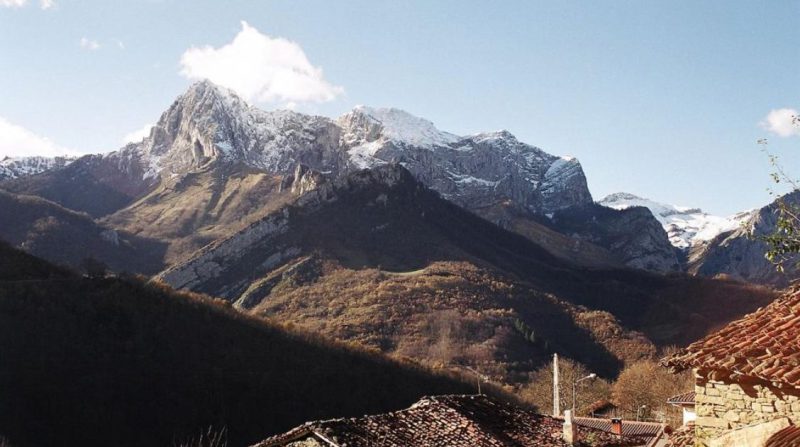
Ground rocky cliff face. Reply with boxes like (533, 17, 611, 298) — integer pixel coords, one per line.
(689, 191, 800, 287)
(551, 204, 682, 273)
(338, 106, 592, 215)
(144, 80, 346, 176)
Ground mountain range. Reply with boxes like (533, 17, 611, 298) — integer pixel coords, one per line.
(599, 192, 800, 286)
(0, 80, 789, 445)
(3, 82, 788, 285)
(0, 81, 685, 273)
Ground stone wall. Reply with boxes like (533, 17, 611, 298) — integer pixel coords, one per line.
(694, 369, 800, 446)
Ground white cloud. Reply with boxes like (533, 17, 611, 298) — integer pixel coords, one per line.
(179, 21, 343, 105)
(0, 0, 56, 9)
(0, 117, 76, 158)
(760, 108, 800, 138)
(122, 124, 153, 144)
(0, 0, 27, 7)
(80, 37, 101, 51)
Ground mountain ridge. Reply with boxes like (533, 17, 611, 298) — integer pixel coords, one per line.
(157, 163, 776, 391)
(599, 192, 753, 251)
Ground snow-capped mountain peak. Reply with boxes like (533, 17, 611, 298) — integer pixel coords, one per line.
(338, 105, 460, 154)
(598, 193, 751, 250)
(3, 81, 593, 222)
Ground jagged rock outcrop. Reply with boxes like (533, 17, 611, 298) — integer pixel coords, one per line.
(689, 191, 800, 287)
(145, 80, 346, 176)
(279, 164, 326, 196)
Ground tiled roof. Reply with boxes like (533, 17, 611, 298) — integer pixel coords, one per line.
(662, 286, 800, 387)
(572, 417, 665, 438)
(666, 423, 695, 447)
(253, 395, 644, 447)
(766, 424, 800, 447)
(666, 391, 695, 405)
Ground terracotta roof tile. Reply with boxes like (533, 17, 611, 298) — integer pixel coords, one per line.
(572, 417, 664, 438)
(253, 395, 644, 447)
(666, 423, 694, 447)
(666, 391, 695, 405)
(766, 424, 800, 447)
(662, 286, 800, 387)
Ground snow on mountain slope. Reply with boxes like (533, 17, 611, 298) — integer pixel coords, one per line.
(337, 107, 592, 214)
(0, 156, 76, 180)
(599, 192, 752, 250)
(347, 106, 460, 148)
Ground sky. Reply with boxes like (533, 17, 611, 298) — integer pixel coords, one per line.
(1, 1, 799, 215)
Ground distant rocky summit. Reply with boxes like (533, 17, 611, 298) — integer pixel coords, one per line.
(599, 192, 752, 251)
(688, 191, 800, 287)
(0, 155, 75, 180)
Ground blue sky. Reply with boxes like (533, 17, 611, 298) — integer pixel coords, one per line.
(1, 0, 799, 215)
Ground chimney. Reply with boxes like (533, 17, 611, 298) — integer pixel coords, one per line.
(610, 418, 623, 436)
(562, 410, 578, 445)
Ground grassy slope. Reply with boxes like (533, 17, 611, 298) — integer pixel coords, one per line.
(0, 242, 473, 447)
(103, 164, 292, 264)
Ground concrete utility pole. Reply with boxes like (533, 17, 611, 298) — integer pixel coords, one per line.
(553, 354, 560, 417)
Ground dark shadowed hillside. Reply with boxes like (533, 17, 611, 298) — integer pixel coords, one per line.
(0, 189, 166, 274)
(0, 242, 475, 447)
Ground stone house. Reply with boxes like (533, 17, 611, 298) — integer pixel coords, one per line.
(663, 286, 800, 446)
(252, 394, 649, 447)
